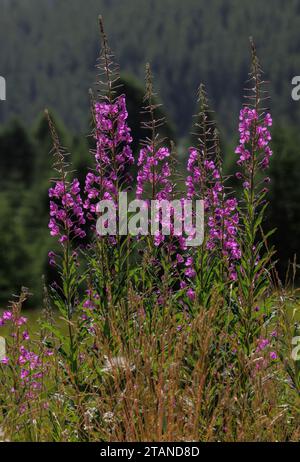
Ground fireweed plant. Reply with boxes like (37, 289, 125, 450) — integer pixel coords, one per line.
(234, 40, 276, 361)
(0, 20, 300, 442)
(185, 85, 241, 307)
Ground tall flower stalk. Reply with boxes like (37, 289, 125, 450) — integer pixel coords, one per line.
(185, 85, 240, 306)
(84, 17, 134, 310)
(136, 64, 173, 250)
(137, 64, 172, 204)
(46, 110, 84, 374)
(136, 64, 183, 313)
(84, 17, 134, 221)
(234, 39, 275, 355)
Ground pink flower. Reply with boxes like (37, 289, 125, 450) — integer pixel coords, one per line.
(185, 267, 196, 278)
(256, 338, 269, 352)
(235, 107, 272, 172)
(48, 251, 56, 267)
(22, 331, 30, 341)
(21, 369, 29, 380)
(187, 288, 196, 301)
(84, 95, 133, 220)
(2, 311, 12, 321)
(45, 350, 54, 357)
(176, 254, 184, 264)
(49, 177, 86, 245)
(185, 257, 194, 267)
(16, 317, 27, 327)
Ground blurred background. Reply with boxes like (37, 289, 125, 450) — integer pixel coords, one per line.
(0, 0, 300, 307)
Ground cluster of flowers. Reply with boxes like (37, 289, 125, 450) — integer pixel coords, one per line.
(0, 310, 52, 409)
(84, 95, 134, 219)
(0, 310, 27, 332)
(186, 147, 241, 281)
(136, 145, 172, 200)
(254, 330, 278, 371)
(136, 144, 174, 246)
(49, 178, 86, 245)
(80, 289, 100, 335)
(235, 107, 272, 186)
(207, 193, 241, 281)
(186, 148, 206, 200)
(176, 255, 196, 301)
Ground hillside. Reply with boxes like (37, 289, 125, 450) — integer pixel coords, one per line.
(1, 0, 300, 138)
